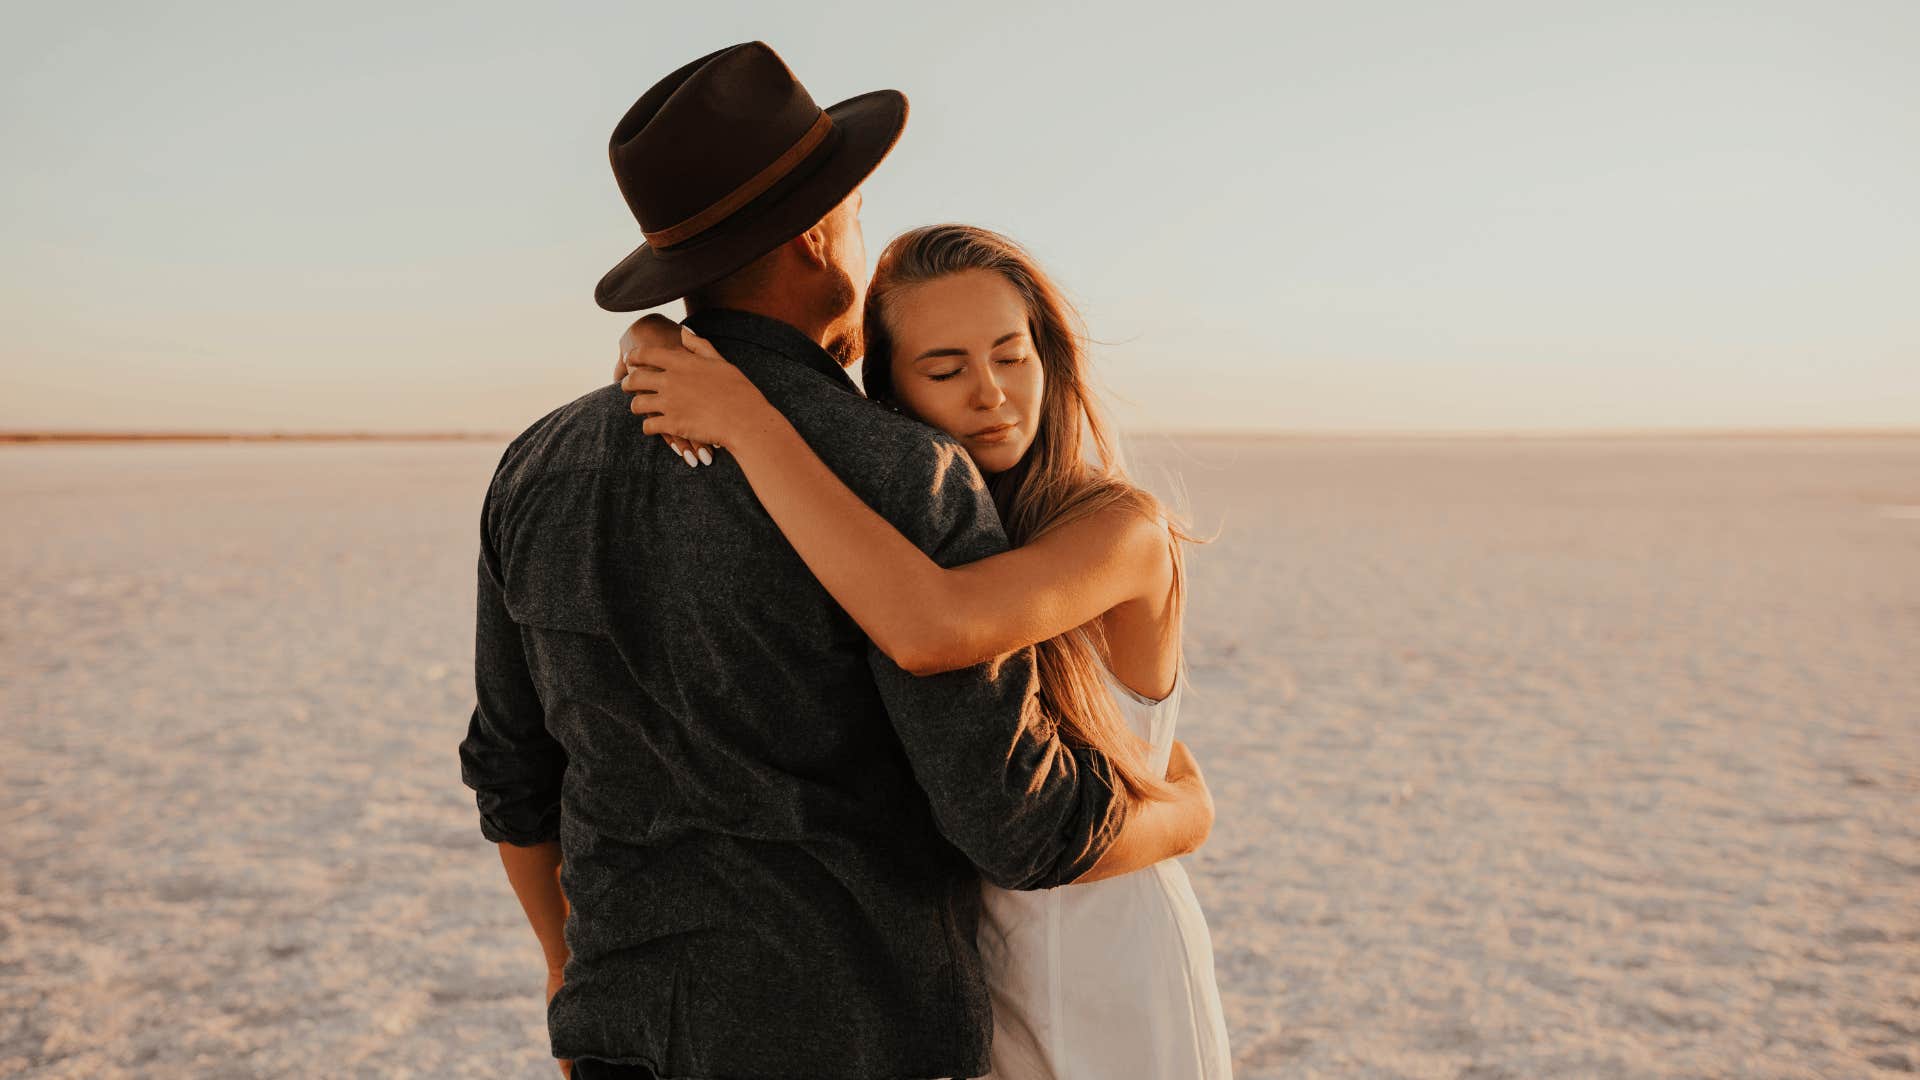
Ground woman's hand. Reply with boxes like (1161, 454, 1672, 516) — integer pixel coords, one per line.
(616, 316, 775, 465)
(616, 314, 709, 465)
(616, 314, 717, 467)
(1069, 739, 1214, 885)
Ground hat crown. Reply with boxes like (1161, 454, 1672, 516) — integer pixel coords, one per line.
(611, 42, 826, 238)
(594, 42, 906, 312)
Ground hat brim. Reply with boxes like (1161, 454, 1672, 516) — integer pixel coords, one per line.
(593, 88, 907, 312)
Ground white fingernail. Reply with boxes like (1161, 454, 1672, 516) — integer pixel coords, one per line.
(696, 447, 713, 466)
(682, 449, 698, 467)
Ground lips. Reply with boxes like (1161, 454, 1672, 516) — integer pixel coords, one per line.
(969, 422, 1016, 439)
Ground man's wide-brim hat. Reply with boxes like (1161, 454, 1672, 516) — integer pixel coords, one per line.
(594, 41, 907, 312)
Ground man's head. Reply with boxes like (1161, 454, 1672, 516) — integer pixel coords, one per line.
(594, 41, 904, 356)
(684, 188, 869, 366)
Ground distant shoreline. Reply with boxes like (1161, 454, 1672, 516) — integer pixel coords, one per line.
(2, 427, 1916, 445)
(1132, 427, 1920, 442)
(0, 431, 513, 444)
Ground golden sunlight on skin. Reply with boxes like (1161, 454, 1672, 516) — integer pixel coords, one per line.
(884, 269, 1046, 476)
(824, 189, 868, 366)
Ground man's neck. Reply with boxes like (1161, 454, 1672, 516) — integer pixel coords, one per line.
(682, 307, 863, 396)
(686, 297, 828, 350)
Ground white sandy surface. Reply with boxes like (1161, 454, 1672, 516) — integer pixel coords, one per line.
(2, 437, 1916, 1079)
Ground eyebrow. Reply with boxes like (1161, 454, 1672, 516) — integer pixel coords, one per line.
(912, 330, 1026, 364)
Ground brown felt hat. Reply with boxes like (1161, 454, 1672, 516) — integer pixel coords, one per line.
(594, 42, 908, 312)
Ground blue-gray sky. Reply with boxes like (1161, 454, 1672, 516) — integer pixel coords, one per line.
(3, 1, 1915, 434)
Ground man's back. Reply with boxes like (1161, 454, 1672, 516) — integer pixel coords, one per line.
(460, 309, 1125, 1079)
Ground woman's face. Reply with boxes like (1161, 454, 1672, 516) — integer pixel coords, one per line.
(882, 269, 1045, 476)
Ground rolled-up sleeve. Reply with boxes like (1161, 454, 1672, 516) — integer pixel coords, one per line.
(867, 438, 1130, 891)
(458, 479, 567, 846)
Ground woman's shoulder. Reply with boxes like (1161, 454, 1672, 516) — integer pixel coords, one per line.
(1028, 494, 1174, 602)
(1070, 487, 1174, 548)
(1092, 498, 1172, 549)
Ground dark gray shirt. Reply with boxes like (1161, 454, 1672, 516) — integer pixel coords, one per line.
(458, 308, 1128, 1079)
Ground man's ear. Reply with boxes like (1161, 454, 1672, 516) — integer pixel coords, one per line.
(790, 221, 831, 270)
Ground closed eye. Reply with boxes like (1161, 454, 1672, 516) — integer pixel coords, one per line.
(928, 356, 1026, 382)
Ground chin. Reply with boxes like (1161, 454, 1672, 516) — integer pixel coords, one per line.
(824, 330, 861, 368)
(970, 445, 1026, 477)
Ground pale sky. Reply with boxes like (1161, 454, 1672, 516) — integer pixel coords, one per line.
(2, 1, 1915, 434)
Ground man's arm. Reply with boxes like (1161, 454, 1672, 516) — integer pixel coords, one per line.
(866, 437, 1132, 891)
(458, 477, 572, 970)
(499, 840, 570, 974)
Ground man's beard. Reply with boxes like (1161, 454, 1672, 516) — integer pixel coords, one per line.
(819, 262, 863, 367)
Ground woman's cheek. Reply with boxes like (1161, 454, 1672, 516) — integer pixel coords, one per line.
(1023, 365, 1046, 420)
(917, 387, 966, 440)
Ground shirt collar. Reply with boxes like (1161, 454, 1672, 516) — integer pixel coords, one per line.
(682, 308, 864, 397)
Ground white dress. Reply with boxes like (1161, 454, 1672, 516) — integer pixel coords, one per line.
(975, 658, 1234, 1079)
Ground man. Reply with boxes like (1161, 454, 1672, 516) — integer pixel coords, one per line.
(460, 42, 1162, 1079)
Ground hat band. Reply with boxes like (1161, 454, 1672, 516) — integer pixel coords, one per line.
(643, 111, 835, 250)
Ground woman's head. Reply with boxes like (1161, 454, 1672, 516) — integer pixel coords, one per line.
(860, 225, 1097, 481)
(864, 268, 1042, 475)
(860, 224, 1204, 805)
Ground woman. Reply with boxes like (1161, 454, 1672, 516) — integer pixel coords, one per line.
(616, 225, 1232, 1079)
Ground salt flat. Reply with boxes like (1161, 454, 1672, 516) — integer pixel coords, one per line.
(2, 437, 1916, 1079)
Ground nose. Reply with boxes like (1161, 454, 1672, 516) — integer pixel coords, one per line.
(970, 364, 1007, 410)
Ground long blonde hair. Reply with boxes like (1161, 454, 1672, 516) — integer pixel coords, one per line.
(862, 224, 1206, 804)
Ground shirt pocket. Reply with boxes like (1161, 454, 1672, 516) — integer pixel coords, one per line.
(502, 536, 613, 638)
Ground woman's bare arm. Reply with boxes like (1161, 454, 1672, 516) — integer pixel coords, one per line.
(622, 321, 1172, 675)
(723, 409, 1169, 674)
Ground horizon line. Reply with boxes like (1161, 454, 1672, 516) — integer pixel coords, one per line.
(4, 426, 1919, 445)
